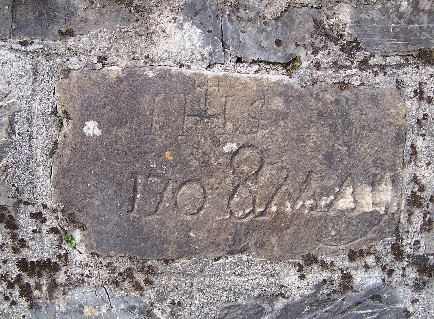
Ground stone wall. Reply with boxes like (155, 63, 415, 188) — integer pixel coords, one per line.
(0, 0, 432, 318)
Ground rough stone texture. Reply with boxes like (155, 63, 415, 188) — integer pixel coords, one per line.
(53, 67, 405, 259)
(273, 285, 408, 318)
(0, 0, 433, 317)
(0, 0, 12, 39)
(30, 287, 156, 318)
(352, 1, 433, 54)
(0, 76, 20, 163)
(183, 0, 320, 63)
(222, 6, 318, 63)
(29, 283, 409, 318)
(10, 0, 133, 40)
(218, 284, 408, 319)
(182, 0, 226, 63)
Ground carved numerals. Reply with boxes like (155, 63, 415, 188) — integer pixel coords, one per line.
(128, 173, 169, 217)
(228, 145, 288, 219)
(124, 145, 395, 220)
(175, 181, 206, 215)
(127, 174, 207, 217)
(124, 145, 289, 220)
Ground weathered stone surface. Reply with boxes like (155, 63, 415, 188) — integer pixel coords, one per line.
(352, 1, 433, 54)
(31, 287, 155, 318)
(182, 0, 225, 63)
(0, 75, 20, 163)
(9, 0, 133, 40)
(221, 5, 317, 63)
(0, 0, 12, 39)
(219, 302, 266, 319)
(218, 284, 408, 319)
(183, 0, 319, 63)
(53, 67, 405, 259)
(29, 283, 409, 319)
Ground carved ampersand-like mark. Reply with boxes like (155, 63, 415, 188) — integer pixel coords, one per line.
(231, 145, 263, 178)
(229, 183, 256, 219)
(228, 145, 290, 220)
(229, 145, 268, 219)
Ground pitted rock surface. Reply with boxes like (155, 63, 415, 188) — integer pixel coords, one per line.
(53, 67, 405, 259)
(4, 0, 133, 40)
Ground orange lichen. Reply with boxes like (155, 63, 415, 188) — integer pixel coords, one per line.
(165, 151, 174, 160)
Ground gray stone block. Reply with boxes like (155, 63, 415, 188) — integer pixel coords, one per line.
(221, 5, 317, 62)
(352, 2, 433, 54)
(0, 0, 12, 39)
(217, 285, 408, 319)
(182, 0, 225, 63)
(183, 0, 320, 63)
(53, 67, 405, 259)
(30, 287, 152, 318)
(274, 285, 408, 318)
(11, 0, 133, 40)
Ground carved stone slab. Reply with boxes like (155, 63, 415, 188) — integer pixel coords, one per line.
(53, 68, 405, 259)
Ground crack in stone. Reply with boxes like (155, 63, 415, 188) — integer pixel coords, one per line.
(125, 306, 147, 319)
(219, 7, 225, 61)
(185, 3, 228, 62)
(9, 0, 15, 39)
(102, 285, 113, 309)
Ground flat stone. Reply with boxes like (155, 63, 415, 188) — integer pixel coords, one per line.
(352, 2, 433, 54)
(0, 0, 12, 39)
(31, 287, 155, 318)
(274, 284, 408, 319)
(53, 68, 405, 259)
(221, 5, 318, 63)
(218, 284, 408, 319)
(11, 0, 133, 40)
(182, 0, 225, 64)
(0, 85, 20, 163)
(183, 0, 319, 63)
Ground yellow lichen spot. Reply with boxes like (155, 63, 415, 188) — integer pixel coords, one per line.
(83, 305, 100, 316)
(165, 151, 174, 160)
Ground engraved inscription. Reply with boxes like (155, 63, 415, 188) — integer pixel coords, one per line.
(129, 174, 169, 217)
(231, 145, 263, 178)
(176, 181, 206, 215)
(53, 68, 405, 259)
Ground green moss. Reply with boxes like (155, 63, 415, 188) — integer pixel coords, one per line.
(64, 233, 76, 249)
(56, 116, 63, 132)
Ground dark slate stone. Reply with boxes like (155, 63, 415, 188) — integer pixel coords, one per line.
(182, 0, 225, 63)
(0, 0, 12, 39)
(221, 5, 318, 63)
(30, 287, 153, 318)
(53, 67, 405, 259)
(218, 302, 266, 319)
(352, 2, 433, 54)
(182, 0, 320, 63)
(217, 285, 408, 319)
(275, 285, 408, 319)
(10, 0, 133, 40)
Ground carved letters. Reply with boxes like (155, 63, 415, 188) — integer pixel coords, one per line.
(126, 147, 396, 220)
(53, 68, 405, 258)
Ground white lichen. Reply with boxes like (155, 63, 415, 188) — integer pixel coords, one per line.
(83, 120, 102, 136)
